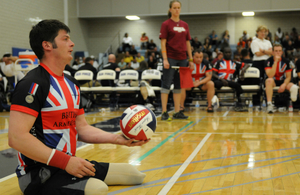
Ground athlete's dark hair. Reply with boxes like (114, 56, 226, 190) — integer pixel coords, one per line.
(29, 19, 70, 60)
(241, 49, 249, 58)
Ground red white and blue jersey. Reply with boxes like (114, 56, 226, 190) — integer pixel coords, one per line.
(11, 63, 84, 177)
(191, 59, 212, 81)
(264, 57, 293, 80)
(213, 60, 244, 81)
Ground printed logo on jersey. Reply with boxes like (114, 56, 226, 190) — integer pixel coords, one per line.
(173, 27, 186, 33)
(26, 82, 39, 104)
(219, 61, 236, 70)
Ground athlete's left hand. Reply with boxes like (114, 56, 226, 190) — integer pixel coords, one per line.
(114, 134, 150, 146)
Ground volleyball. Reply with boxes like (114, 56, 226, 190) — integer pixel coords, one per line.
(120, 105, 157, 141)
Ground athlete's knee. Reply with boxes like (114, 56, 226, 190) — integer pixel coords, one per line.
(207, 81, 214, 88)
(104, 163, 146, 185)
(85, 178, 108, 195)
(265, 78, 274, 86)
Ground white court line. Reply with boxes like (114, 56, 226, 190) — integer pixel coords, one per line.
(0, 173, 16, 183)
(223, 110, 230, 117)
(158, 133, 212, 195)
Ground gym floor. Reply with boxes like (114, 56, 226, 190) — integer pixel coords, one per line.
(1, 107, 300, 195)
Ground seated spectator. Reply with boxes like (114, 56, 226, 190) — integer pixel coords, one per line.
(274, 35, 281, 45)
(131, 57, 140, 70)
(0, 53, 24, 85)
(285, 40, 294, 59)
(290, 27, 298, 42)
(203, 38, 212, 59)
(136, 52, 145, 63)
(266, 29, 272, 41)
(242, 30, 249, 42)
(77, 57, 98, 87)
(147, 39, 157, 56)
(212, 51, 223, 65)
(276, 28, 283, 42)
(212, 47, 250, 110)
(181, 49, 215, 112)
(102, 54, 120, 71)
(203, 52, 209, 61)
(209, 30, 218, 46)
(129, 45, 138, 56)
(282, 34, 290, 49)
(233, 46, 242, 62)
(212, 47, 219, 59)
(118, 58, 127, 69)
(220, 36, 229, 52)
(140, 33, 149, 49)
(148, 55, 157, 69)
(294, 35, 300, 50)
(150, 48, 161, 60)
(222, 30, 230, 44)
(72, 56, 85, 70)
(265, 44, 299, 113)
(122, 33, 133, 52)
(237, 37, 246, 48)
(72, 56, 80, 65)
(125, 62, 133, 70)
(124, 51, 133, 64)
(90, 55, 100, 70)
(191, 36, 202, 50)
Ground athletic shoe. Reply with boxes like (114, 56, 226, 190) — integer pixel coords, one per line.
(161, 112, 171, 121)
(173, 112, 190, 119)
(145, 103, 155, 111)
(267, 104, 275, 114)
(290, 85, 299, 102)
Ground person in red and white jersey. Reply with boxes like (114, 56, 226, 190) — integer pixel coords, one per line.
(8, 19, 149, 195)
(264, 44, 298, 113)
(180, 49, 215, 112)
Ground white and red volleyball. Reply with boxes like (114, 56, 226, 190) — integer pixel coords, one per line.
(120, 105, 157, 141)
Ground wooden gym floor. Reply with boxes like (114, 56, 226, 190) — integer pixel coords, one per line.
(1, 107, 300, 195)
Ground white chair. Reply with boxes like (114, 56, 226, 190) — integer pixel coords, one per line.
(141, 69, 161, 91)
(241, 67, 261, 91)
(74, 70, 94, 91)
(115, 70, 140, 92)
(92, 69, 116, 93)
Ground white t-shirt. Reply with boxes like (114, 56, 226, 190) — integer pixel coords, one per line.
(251, 38, 272, 61)
(123, 37, 133, 45)
(131, 62, 140, 69)
(0, 62, 15, 77)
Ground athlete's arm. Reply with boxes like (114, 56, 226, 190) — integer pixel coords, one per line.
(198, 71, 212, 85)
(161, 39, 169, 69)
(8, 111, 96, 178)
(8, 110, 52, 164)
(75, 114, 149, 146)
(266, 56, 280, 78)
(284, 71, 292, 86)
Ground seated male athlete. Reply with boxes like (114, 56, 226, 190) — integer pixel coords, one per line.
(8, 19, 148, 195)
(265, 43, 298, 113)
(180, 49, 215, 112)
(212, 47, 250, 110)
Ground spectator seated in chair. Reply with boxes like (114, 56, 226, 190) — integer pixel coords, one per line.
(212, 47, 250, 111)
(265, 44, 299, 113)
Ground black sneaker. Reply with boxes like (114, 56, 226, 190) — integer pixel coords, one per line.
(161, 111, 171, 121)
(173, 112, 190, 119)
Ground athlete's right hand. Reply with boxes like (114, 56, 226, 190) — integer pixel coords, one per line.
(65, 156, 96, 178)
(163, 59, 170, 69)
(220, 78, 228, 86)
(274, 55, 281, 62)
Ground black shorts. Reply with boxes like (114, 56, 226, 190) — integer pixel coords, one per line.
(20, 161, 109, 195)
(275, 80, 284, 86)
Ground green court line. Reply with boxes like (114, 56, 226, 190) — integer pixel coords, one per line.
(130, 121, 194, 165)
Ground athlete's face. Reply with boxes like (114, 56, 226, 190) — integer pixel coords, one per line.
(193, 52, 203, 64)
(52, 30, 75, 64)
(223, 48, 232, 60)
(273, 46, 283, 58)
(169, 2, 181, 18)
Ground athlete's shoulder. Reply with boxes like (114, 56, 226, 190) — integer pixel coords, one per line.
(19, 65, 50, 86)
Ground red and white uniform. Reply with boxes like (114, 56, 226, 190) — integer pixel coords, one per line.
(213, 60, 244, 81)
(191, 59, 212, 81)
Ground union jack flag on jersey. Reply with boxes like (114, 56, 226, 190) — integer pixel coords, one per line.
(265, 57, 292, 81)
(213, 60, 243, 81)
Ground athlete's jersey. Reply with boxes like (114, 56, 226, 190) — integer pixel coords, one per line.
(191, 59, 212, 81)
(11, 63, 84, 177)
(213, 59, 244, 81)
(264, 57, 293, 80)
